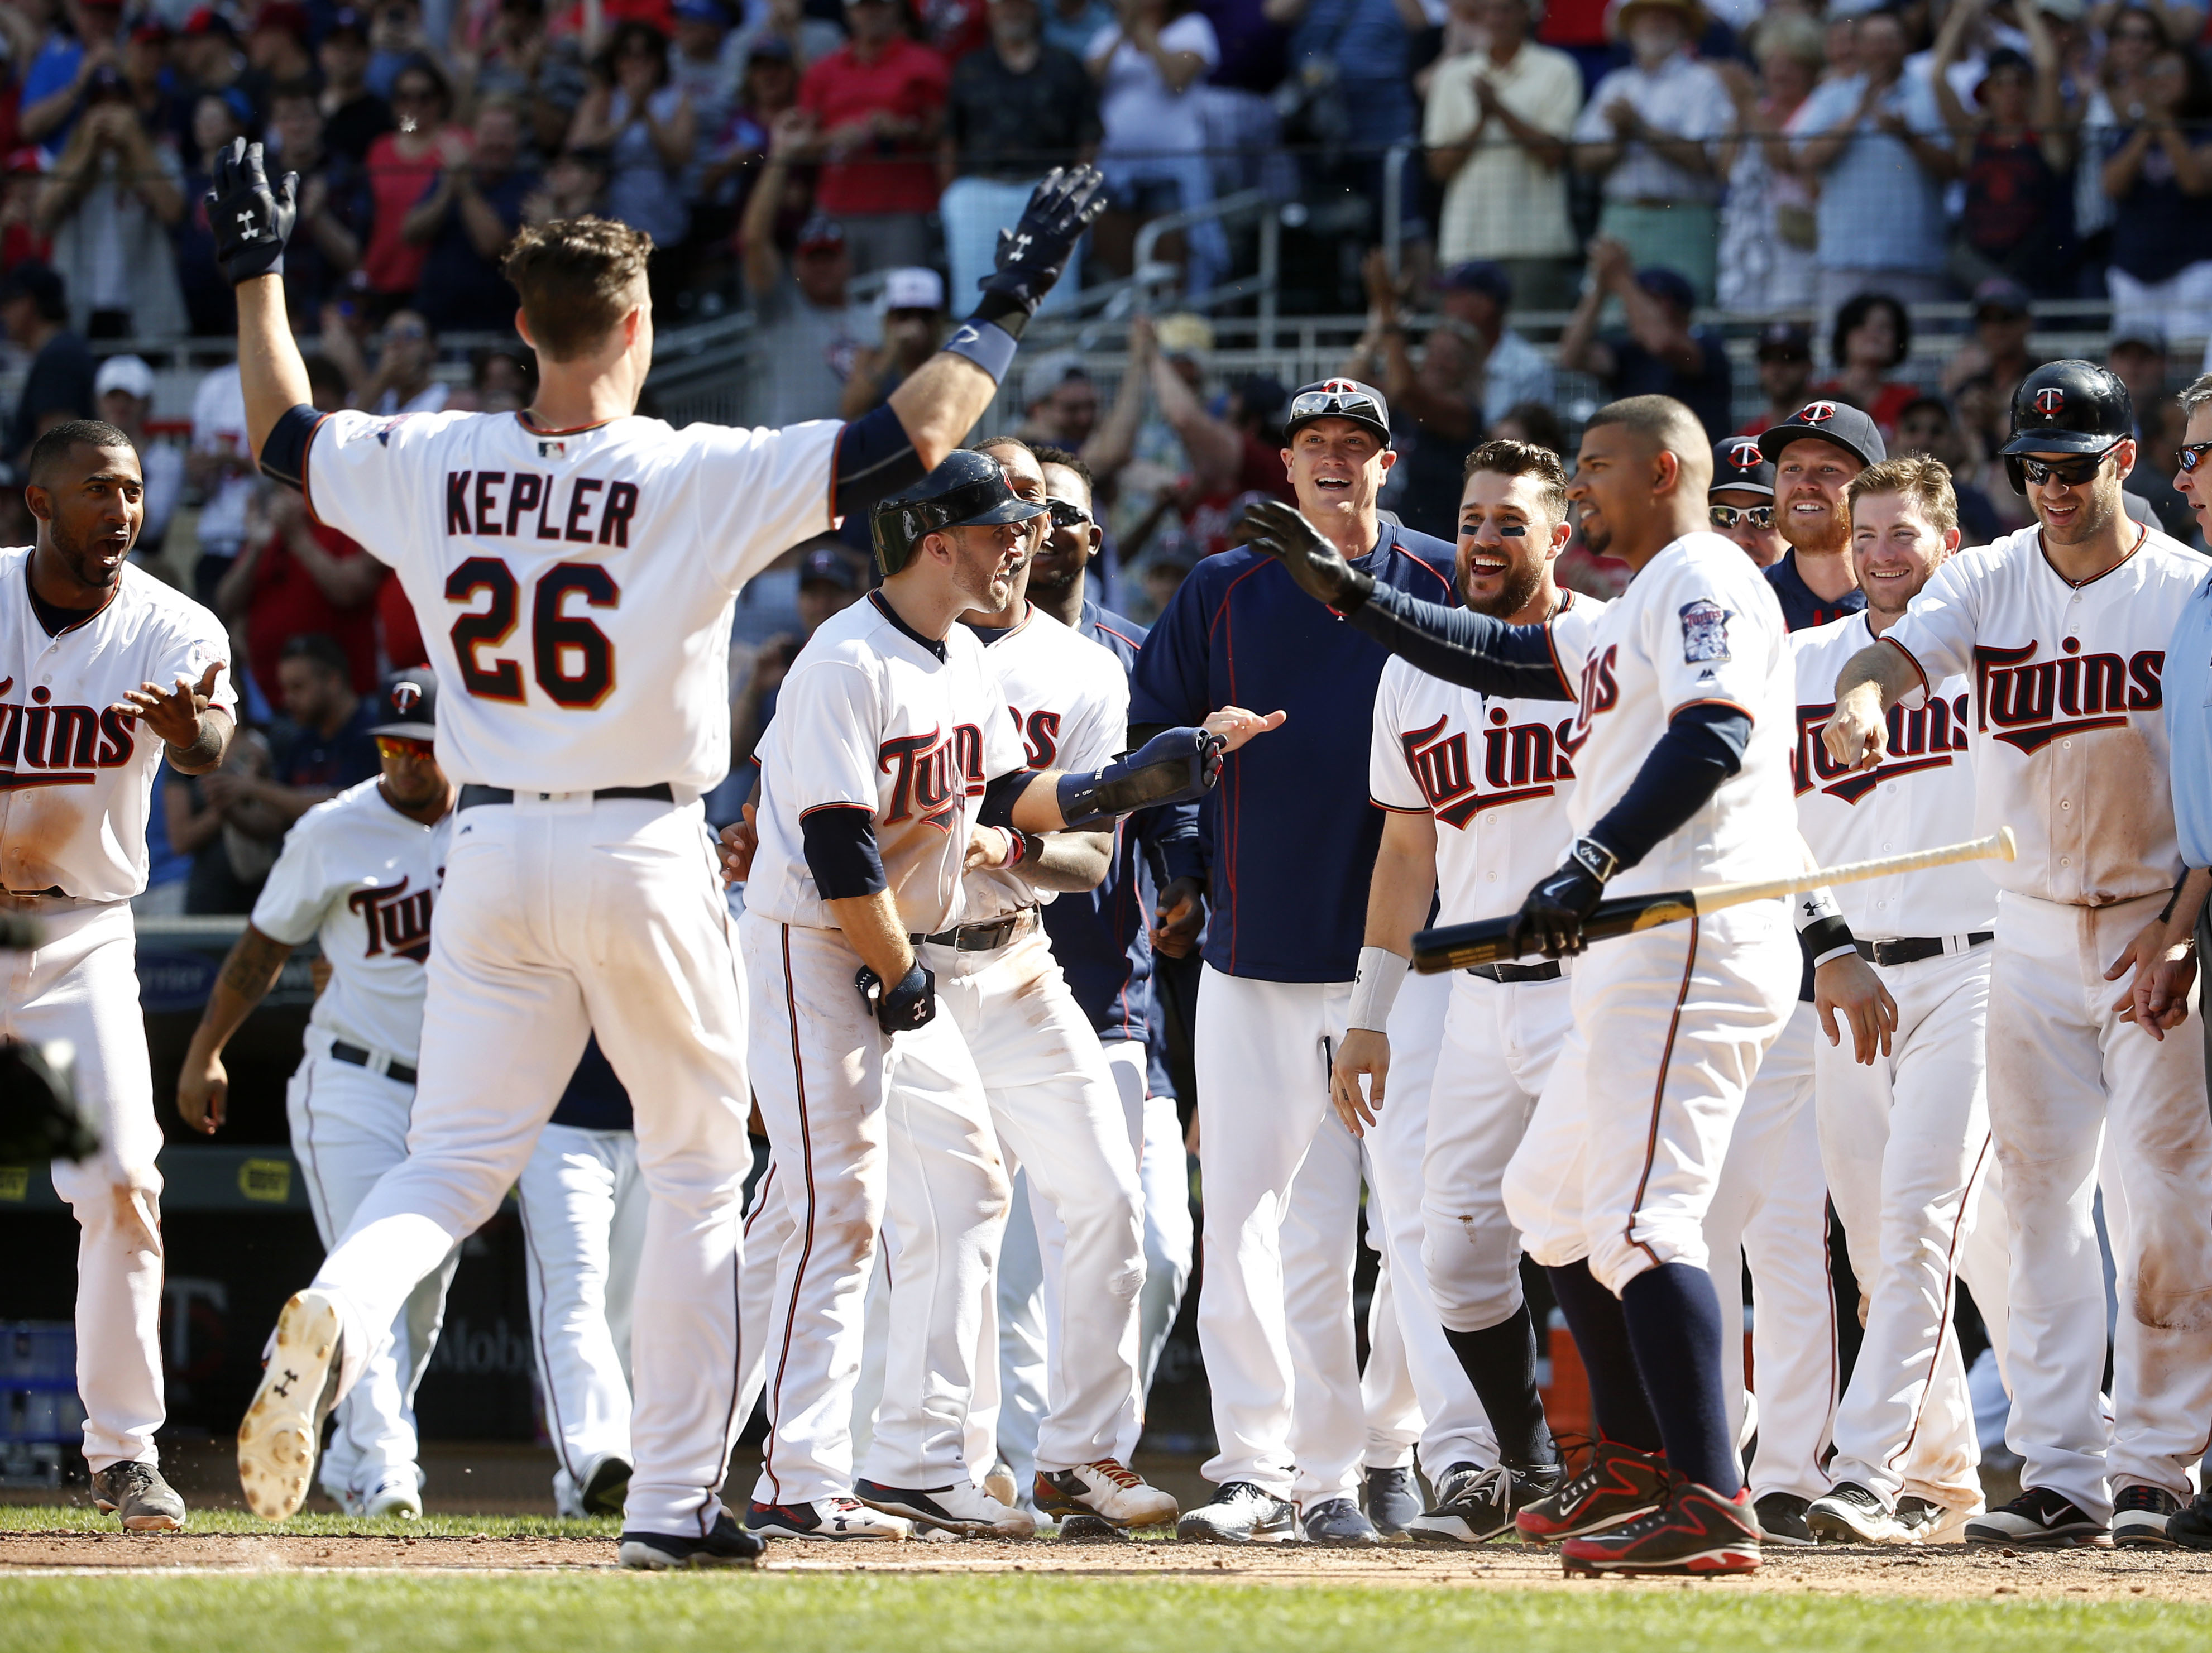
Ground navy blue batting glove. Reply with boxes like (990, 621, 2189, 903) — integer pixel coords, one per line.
(857, 962, 936, 1033)
(206, 138, 297, 285)
(1507, 838, 1617, 960)
(976, 165, 1107, 317)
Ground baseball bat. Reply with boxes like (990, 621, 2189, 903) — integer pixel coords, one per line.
(1410, 827, 2017, 974)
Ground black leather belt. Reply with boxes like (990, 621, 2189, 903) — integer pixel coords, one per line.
(331, 1041, 417, 1087)
(1856, 932, 1993, 968)
(1467, 961, 1563, 984)
(913, 909, 1035, 952)
(458, 783, 674, 810)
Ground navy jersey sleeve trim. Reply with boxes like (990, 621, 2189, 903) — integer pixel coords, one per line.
(976, 769, 1035, 830)
(260, 404, 325, 495)
(1345, 581, 1573, 701)
(801, 804, 887, 899)
(1589, 702, 1753, 872)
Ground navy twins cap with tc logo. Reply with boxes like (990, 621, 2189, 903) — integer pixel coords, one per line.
(371, 669, 439, 740)
(1757, 399, 1887, 470)
(1710, 435, 1775, 497)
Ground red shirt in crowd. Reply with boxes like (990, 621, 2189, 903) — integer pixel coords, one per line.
(379, 573, 427, 672)
(361, 130, 460, 297)
(246, 523, 381, 697)
(798, 36, 950, 217)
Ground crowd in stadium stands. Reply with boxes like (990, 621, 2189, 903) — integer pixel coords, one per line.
(4, 0, 2212, 909)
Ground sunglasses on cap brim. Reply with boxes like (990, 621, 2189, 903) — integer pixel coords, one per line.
(1289, 389, 1382, 422)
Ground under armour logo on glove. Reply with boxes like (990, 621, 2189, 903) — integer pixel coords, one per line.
(976, 165, 1108, 317)
(205, 137, 298, 286)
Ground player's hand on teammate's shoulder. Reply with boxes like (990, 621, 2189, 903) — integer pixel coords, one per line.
(2108, 917, 2197, 1041)
(716, 804, 760, 886)
(1814, 952, 1899, 1065)
(1239, 500, 1375, 610)
(1151, 876, 1205, 957)
(1329, 1030, 1391, 1138)
(1200, 706, 1287, 753)
(176, 1052, 228, 1135)
(115, 662, 227, 759)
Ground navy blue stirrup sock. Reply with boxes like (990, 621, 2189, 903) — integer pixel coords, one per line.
(1544, 1259, 1663, 1454)
(1442, 1309, 1558, 1468)
(1619, 1261, 1741, 1496)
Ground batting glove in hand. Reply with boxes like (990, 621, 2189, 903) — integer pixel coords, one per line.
(1057, 726, 1225, 828)
(1508, 837, 1619, 960)
(856, 962, 936, 1033)
(977, 165, 1108, 316)
(1240, 500, 1376, 611)
(205, 138, 297, 285)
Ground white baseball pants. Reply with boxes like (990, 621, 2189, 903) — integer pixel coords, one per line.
(516, 1121, 645, 1512)
(307, 794, 754, 1539)
(1505, 904, 1797, 1294)
(1706, 1004, 1838, 1505)
(13, 898, 162, 1474)
(743, 913, 1008, 1505)
(1985, 889, 2212, 1519)
(1818, 942, 2008, 1512)
(287, 1033, 458, 1507)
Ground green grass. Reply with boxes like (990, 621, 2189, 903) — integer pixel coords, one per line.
(1, 1572, 2208, 1653)
(0, 1506, 617, 1539)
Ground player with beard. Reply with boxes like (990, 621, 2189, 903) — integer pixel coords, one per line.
(1758, 402, 1883, 630)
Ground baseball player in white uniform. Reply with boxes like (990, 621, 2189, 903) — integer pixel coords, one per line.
(1330, 440, 1605, 1543)
(740, 448, 1276, 1541)
(1796, 457, 2010, 1547)
(8, 419, 235, 1533)
(1250, 394, 1801, 1576)
(207, 139, 1110, 1565)
(178, 669, 457, 1520)
(1826, 362, 2212, 1547)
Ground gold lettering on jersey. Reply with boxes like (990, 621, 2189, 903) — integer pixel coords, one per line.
(1972, 639, 2162, 754)
(347, 876, 435, 964)
(1794, 695, 1967, 802)
(0, 681, 136, 789)
(444, 471, 640, 547)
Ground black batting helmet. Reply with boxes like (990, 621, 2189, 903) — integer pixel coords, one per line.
(2002, 361, 2133, 459)
(870, 449, 1048, 577)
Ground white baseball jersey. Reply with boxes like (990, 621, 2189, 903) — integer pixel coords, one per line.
(300, 408, 841, 794)
(1368, 592, 1608, 924)
(0, 549, 234, 901)
(963, 604, 1128, 922)
(1564, 531, 1798, 896)
(1791, 613, 1995, 940)
(250, 778, 453, 1062)
(747, 592, 1026, 935)
(1881, 523, 2202, 906)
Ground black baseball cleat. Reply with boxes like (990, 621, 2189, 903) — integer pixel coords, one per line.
(1407, 1461, 1563, 1545)
(1807, 1480, 1905, 1545)
(2168, 1490, 2212, 1551)
(618, 1511, 764, 1570)
(1559, 1480, 1762, 1577)
(581, 1455, 633, 1518)
(1362, 1466, 1422, 1540)
(1515, 1439, 1668, 1542)
(1964, 1487, 2112, 1549)
(1754, 1491, 1815, 1546)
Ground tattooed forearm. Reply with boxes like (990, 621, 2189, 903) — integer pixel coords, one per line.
(167, 707, 234, 776)
(195, 923, 296, 1051)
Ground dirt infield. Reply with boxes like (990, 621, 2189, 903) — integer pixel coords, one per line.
(7, 1528, 2212, 1601)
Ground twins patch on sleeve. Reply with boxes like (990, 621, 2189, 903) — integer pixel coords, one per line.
(1679, 599, 1732, 665)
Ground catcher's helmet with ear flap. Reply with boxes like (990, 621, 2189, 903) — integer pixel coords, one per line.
(870, 448, 1048, 577)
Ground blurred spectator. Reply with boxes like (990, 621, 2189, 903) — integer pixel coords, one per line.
(455, 0, 583, 157)
(188, 360, 257, 601)
(729, 538, 866, 778)
(1932, 0, 2072, 296)
(1713, 11, 1822, 317)
(1708, 434, 1784, 569)
(1735, 319, 1815, 437)
(2074, 3, 2168, 280)
(406, 95, 538, 331)
(1950, 368, 2036, 532)
(217, 488, 383, 702)
(743, 113, 877, 423)
(2128, 392, 2200, 545)
(134, 759, 193, 916)
(1137, 311, 1295, 556)
(238, 2, 318, 119)
(1820, 290, 1918, 436)
(1340, 251, 1480, 539)
(1017, 351, 1101, 447)
(1557, 242, 1732, 439)
(37, 66, 188, 337)
(170, 726, 284, 914)
(569, 21, 695, 253)
(839, 264, 944, 416)
(2097, 45, 2212, 345)
(2109, 322, 2170, 427)
(1421, 0, 1579, 310)
(1892, 393, 2004, 545)
(1271, 0, 1425, 242)
(327, 309, 451, 414)
(447, 342, 535, 411)
(1200, 0, 1286, 92)
(96, 354, 185, 558)
(1490, 397, 1564, 455)
(730, 0, 848, 69)
(121, 17, 184, 152)
(267, 81, 368, 319)
(1087, 0, 1224, 294)
(525, 141, 612, 220)
(257, 631, 383, 825)
(794, 0, 948, 272)
(367, 0, 439, 99)
(671, 0, 743, 146)
(1432, 258, 1551, 424)
(172, 9, 248, 166)
(362, 56, 463, 315)
(175, 88, 252, 336)
(1570, 0, 1727, 304)
(1045, 0, 1117, 58)
(3, 261, 95, 466)
(940, 0, 1099, 315)
(2, 148, 52, 269)
(18, 0, 130, 154)
(318, 8, 395, 164)
(1941, 278, 2042, 406)
(1792, 5, 1954, 318)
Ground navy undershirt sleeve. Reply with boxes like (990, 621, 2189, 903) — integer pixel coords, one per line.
(258, 403, 322, 492)
(1343, 582, 1573, 701)
(976, 769, 1035, 831)
(829, 401, 927, 521)
(801, 805, 887, 899)
(1589, 702, 1753, 871)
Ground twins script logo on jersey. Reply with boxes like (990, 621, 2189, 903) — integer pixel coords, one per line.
(1794, 695, 1969, 802)
(1973, 638, 2163, 753)
(879, 725, 985, 830)
(0, 680, 136, 789)
(1563, 646, 1621, 758)
(347, 876, 435, 964)
(1400, 708, 1578, 826)
(1007, 706, 1061, 768)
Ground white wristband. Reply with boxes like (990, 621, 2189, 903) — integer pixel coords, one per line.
(1793, 884, 1842, 932)
(1348, 945, 1410, 1033)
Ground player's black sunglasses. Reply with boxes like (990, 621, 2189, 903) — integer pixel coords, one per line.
(2177, 441, 2212, 475)
(2013, 445, 2120, 487)
(1709, 504, 1774, 529)
(1046, 498, 1090, 528)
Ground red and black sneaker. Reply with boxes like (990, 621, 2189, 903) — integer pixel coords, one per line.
(1559, 1480, 1763, 1577)
(1515, 1439, 1668, 1542)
